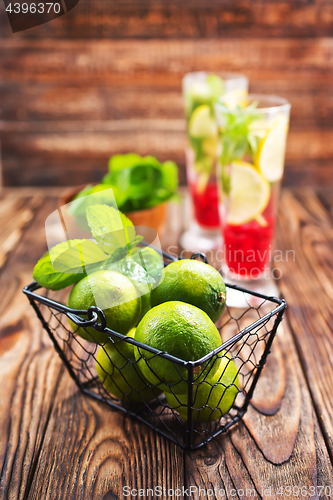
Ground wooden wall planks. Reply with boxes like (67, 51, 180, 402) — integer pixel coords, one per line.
(0, 2, 333, 187)
(1, 0, 333, 39)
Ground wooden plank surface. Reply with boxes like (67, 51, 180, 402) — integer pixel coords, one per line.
(1, 38, 333, 187)
(1, 38, 333, 84)
(183, 188, 333, 499)
(1, 187, 333, 499)
(1, 82, 333, 128)
(186, 321, 333, 499)
(1, 126, 332, 187)
(1, 0, 333, 39)
(0, 192, 65, 500)
(26, 363, 185, 500)
(25, 199, 185, 500)
(276, 189, 333, 458)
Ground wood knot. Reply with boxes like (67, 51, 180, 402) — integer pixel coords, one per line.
(204, 456, 217, 466)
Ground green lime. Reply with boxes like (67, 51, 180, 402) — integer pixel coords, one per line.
(151, 259, 226, 323)
(66, 270, 141, 344)
(165, 352, 239, 422)
(122, 246, 163, 321)
(96, 328, 161, 404)
(134, 301, 222, 394)
(132, 280, 152, 320)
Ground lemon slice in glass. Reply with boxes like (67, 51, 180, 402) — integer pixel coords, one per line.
(228, 161, 270, 225)
(255, 114, 289, 183)
(188, 105, 217, 138)
(223, 89, 248, 109)
(202, 136, 218, 156)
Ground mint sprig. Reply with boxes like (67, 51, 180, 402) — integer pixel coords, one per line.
(219, 101, 260, 167)
(69, 154, 179, 215)
(32, 205, 163, 292)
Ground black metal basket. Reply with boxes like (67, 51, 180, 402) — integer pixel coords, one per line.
(23, 252, 286, 450)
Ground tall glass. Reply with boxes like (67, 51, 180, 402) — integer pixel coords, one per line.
(215, 95, 291, 305)
(180, 72, 249, 252)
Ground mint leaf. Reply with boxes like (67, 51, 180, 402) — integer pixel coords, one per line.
(86, 204, 142, 257)
(107, 153, 143, 173)
(50, 239, 107, 273)
(206, 74, 224, 100)
(33, 239, 108, 290)
(33, 252, 84, 291)
(68, 186, 117, 219)
(117, 247, 164, 286)
(101, 154, 178, 212)
(86, 204, 129, 254)
(218, 102, 260, 167)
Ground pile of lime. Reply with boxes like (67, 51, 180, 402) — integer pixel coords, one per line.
(67, 256, 239, 420)
(96, 328, 162, 404)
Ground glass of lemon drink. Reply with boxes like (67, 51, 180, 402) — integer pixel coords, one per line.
(215, 95, 291, 306)
(180, 72, 249, 252)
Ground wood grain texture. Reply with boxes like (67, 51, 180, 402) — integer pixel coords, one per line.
(1, 121, 332, 188)
(27, 370, 184, 500)
(2, 83, 333, 129)
(24, 197, 185, 500)
(0, 195, 65, 500)
(1, 0, 333, 39)
(1, 187, 333, 499)
(1, 38, 333, 84)
(2, 126, 332, 187)
(0, 194, 43, 269)
(250, 336, 286, 416)
(1, 37, 333, 187)
(276, 189, 333, 458)
(185, 319, 333, 499)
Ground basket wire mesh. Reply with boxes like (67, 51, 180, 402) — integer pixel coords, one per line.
(23, 252, 286, 450)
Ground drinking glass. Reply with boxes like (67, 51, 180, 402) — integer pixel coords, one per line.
(180, 72, 248, 252)
(215, 95, 291, 306)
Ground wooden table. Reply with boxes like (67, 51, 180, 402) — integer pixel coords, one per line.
(1, 187, 333, 500)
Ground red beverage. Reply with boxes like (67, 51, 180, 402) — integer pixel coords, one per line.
(223, 216, 275, 279)
(215, 94, 290, 304)
(190, 181, 219, 229)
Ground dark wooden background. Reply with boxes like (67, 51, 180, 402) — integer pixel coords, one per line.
(0, 0, 333, 188)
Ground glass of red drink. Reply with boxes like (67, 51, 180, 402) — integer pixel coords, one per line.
(180, 72, 248, 252)
(215, 95, 291, 305)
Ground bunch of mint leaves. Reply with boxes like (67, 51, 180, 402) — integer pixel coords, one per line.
(69, 153, 178, 217)
(218, 101, 260, 168)
(33, 204, 163, 291)
(217, 101, 260, 194)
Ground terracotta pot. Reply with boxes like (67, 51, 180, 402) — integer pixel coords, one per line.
(58, 185, 167, 240)
(125, 203, 167, 240)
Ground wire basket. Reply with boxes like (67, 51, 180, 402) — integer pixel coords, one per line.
(23, 252, 286, 450)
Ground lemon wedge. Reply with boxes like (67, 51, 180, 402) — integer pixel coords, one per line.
(227, 161, 270, 225)
(202, 136, 218, 156)
(188, 81, 212, 103)
(188, 105, 217, 138)
(223, 89, 248, 109)
(255, 114, 289, 182)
